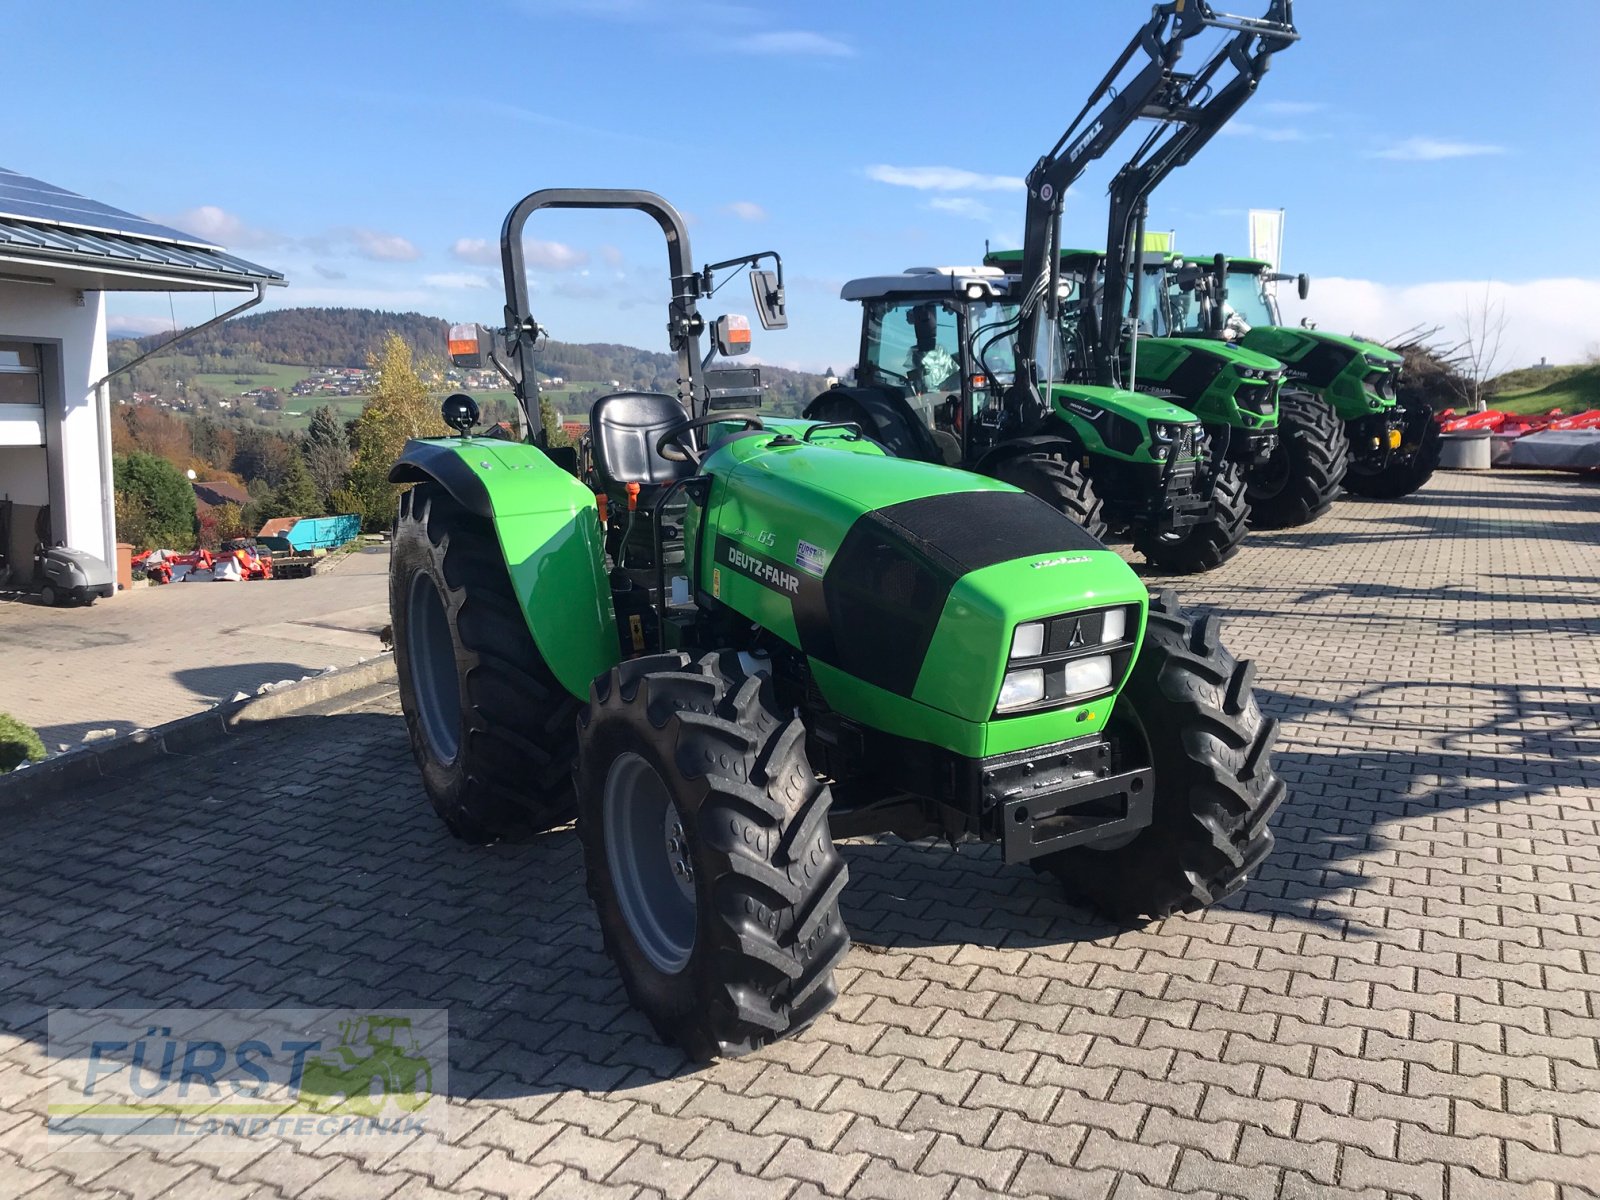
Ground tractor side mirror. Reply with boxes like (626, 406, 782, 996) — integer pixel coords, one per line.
(749, 269, 787, 330)
(448, 323, 489, 369)
(1297, 273, 1311, 301)
(441, 393, 479, 435)
(712, 314, 752, 358)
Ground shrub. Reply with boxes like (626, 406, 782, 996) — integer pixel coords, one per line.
(113, 452, 196, 551)
(0, 713, 46, 773)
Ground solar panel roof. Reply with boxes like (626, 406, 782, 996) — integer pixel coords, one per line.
(0, 167, 219, 250)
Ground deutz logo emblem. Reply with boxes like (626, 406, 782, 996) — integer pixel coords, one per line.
(1067, 619, 1087, 649)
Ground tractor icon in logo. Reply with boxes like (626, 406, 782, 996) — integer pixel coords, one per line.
(297, 1016, 433, 1118)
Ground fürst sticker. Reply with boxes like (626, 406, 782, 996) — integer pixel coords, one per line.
(720, 539, 801, 596)
(795, 539, 829, 578)
(45, 1007, 448, 1152)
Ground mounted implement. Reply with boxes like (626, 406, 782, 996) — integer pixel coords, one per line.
(388, 188, 1285, 1060)
(807, 2, 1298, 571)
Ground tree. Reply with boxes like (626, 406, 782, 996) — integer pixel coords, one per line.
(539, 397, 571, 448)
(232, 427, 297, 487)
(271, 451, 322, 518)
(302, 405, 352, 506)
(344, 333, 449, 529)
(114, 452, 196, 550)
(1459, 285, 1508, 413)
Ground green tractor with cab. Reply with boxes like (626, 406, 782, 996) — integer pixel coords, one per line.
(388, 188, 1285, 1061)
(1165, 253, 1442, 511)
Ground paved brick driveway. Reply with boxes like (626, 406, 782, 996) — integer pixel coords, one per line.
(1, 469, 1597, 1199)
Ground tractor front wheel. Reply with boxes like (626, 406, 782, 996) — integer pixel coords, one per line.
(1246, 391, 1349, 528)
(1036, 590, 1285, 921)
(1133, 461, 1250, 574)
(1342, 395, 1442, 499)
(390, 483, 579, 842)
(577, 652, 849, 1061)
(987, 451, 1109, 541)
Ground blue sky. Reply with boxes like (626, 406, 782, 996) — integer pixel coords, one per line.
(6, 0, 1597, 370)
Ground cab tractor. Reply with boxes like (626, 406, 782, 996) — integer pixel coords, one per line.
(387, 188, 1285, 1060)
(984, 244, 1292, 519)
(1166, 254, 1441, 506)
(806, 1, 1298, 573)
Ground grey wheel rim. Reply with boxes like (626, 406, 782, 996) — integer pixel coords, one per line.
(406, 572, 461, 765)
(603, 752, 696, 974)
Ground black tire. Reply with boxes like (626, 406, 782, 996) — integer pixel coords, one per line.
(1037, 590, 1285, 921)
(1133, 461, 1250, 574)
(987, 451, 1109, 541)
(38, 584, 58, 607)
(577, 652, 850, 1061)
(1342, 395, 1442, 499)
(390, 483, 579, 843)
(1246, 391, 1349, 528)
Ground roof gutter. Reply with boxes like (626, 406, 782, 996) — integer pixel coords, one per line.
(90, 281, 268, 573)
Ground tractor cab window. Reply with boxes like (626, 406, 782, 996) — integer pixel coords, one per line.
(1134, 267, 1171, 336)
(1222, 269, 1278, 329)
(863, 298, 964, 438)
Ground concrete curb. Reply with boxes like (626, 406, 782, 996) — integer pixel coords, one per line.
(0, 655, 398, 806)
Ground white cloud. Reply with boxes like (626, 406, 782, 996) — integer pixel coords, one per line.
(1278, 277, 1600, 368)
(450, 237, 499, 266)
(107, 314, 181, 337)
(724, 201, 768, 222)
(1374, 137, 1506, 162)
(600, 244, 624, 267)
(728, 30, 853, 57)
(346, 228, 421, 262)
(313, 264, 347, 281)
(152, 205, 277, 248)
(525, 239, 590, 271)
(424, 272, 494, 289)
(927, 197, 994, 221)
(865, 165, 1024, 192)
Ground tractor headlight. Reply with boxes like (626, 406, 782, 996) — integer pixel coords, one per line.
(1062, 655, 1113, 696)
(1151, 422, 1178, 442)
(997, 668, 1046, 712)
(1010, 622, 1045, 659)
(1100, 608, 1126, 643)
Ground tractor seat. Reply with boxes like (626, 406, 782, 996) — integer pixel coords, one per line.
(590, 392, 694, 490)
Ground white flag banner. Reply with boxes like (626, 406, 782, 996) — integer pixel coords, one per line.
(1248, 208, 1284, 298)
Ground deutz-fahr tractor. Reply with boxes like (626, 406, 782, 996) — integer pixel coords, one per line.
(805, 1, 1297, 572)
(388, 189, 1285, 1061)
(984, 245, 1291, 524)
(1165, 253, 1442, 510)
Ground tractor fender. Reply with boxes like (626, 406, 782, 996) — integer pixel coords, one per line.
(803, 385, 944, 464)
(971, 432, 1083, 478)
(390, 438, 618, 702)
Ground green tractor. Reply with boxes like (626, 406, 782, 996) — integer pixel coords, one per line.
(807, 260, 1245, 572)
(805, 1, 1298, 572)
(1166, 253, 1442, 511)
(986, 244, 1291, 526)
(388, 188, 1284, 1061)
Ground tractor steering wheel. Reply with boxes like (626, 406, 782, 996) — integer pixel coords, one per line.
(657, 412, 764, 465)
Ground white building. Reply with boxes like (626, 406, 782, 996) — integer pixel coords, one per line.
(0, 167, 283, 585)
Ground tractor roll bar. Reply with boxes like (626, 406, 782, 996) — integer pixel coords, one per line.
(499, 189, 706, 435)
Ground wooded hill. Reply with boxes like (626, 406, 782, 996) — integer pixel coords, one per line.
(110, 307, 830, 410)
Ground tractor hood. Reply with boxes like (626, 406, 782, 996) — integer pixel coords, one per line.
(1140, 336, 1283, 372)
(700, 431, 1146, 756)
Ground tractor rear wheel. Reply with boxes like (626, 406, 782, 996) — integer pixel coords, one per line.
(577, 652, 849, 1061)
(1037, 590, 1284, 921)
(987, 451, 1109, 540)
(1342, 395, 1442, 499)
(391, 483, 579, 842)
(1246, 391, 1349, 528)
(1133, 461, 1250, 574)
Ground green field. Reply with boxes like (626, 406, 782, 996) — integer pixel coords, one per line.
(192, 363, 313, 395)
(1489, 364, 1600, 416)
